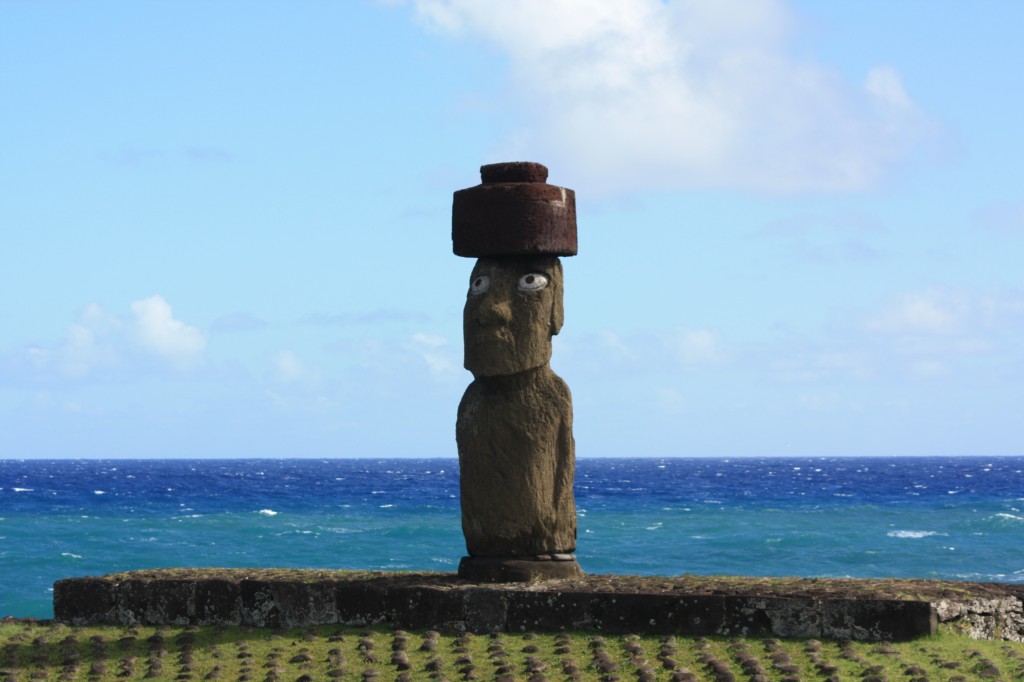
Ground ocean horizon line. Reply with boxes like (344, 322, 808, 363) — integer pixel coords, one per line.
(3, 453, 1022, 462)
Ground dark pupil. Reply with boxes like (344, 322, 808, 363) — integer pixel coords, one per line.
(525, 275, 535, 284)
(474, 278, 484, 288)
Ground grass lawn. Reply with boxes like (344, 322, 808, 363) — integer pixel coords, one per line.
(2, 620, 1022, 681)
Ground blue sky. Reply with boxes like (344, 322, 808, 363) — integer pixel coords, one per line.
(2, 0, 1022, 458)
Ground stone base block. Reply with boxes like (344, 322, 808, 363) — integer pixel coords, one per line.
(457, 556, 585, 582)
(53, 569, 958, 640)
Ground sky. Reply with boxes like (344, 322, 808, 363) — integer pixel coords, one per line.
(1, 0, 1022, 459)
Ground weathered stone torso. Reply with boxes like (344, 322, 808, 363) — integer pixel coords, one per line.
(456, 364, 576, 557)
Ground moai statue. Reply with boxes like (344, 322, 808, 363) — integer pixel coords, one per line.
(452, 161, 584, 581)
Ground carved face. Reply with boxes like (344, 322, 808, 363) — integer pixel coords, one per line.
(463, 256, 564, 377)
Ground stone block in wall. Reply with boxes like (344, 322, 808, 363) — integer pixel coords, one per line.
(53, 577, 115, 625)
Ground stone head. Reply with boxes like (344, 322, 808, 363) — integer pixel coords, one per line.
(463, 255, 564, 377)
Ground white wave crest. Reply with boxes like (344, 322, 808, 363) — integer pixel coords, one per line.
(258, 509, 279, 516)
(991, 513, 1024, 522)
(887, 530, 944, 539)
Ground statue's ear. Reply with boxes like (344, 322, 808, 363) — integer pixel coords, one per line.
(550, 258, 564, 336)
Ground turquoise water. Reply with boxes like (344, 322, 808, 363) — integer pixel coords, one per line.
(2, 457, 1023, 618)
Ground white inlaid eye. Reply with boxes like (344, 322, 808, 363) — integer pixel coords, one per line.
(517, 273, 549, 291)
(469, 275, 490, 295)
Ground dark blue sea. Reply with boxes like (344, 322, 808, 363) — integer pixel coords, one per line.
(2, 457, 1023, 619)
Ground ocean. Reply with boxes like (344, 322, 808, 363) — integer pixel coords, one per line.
(1, 457, 1022, 619)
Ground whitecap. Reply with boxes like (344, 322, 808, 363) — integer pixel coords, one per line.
(379, 504, 394, 509)
(13, 487, 33, 492)
(258, 509, 279, 516)
(645, 523, 662, 531)
(94, 490, 105, 495)
(887, 530, 944, 539)
(61, 552, 82, 559)
(991, 513, 1024, 522)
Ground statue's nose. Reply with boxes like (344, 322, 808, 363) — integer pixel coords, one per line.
(475, 296, 512, 327)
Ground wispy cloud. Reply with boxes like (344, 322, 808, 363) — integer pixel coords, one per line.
(210, 312, 269, 333)
(408, 332, 459, 376)
(866, 291, 966, 335)
(299, 309, 432, 326)
(752, 209, 885, 263)
(271, 349, 322, 385)
(973, 201, 1024, 235)
(560, 326, 730, 376)
(400, 0, 936, 193)
(768, 288, 1024, 385)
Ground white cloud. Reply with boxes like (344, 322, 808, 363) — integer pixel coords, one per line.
(272, 350, 321, 384)
(770, 288, 1024, 385)
(131, 295, 206, 364)
(402, 0, 934, 192)
(864, 66, 913, 110)
(409, 332, 458, 376)
(274, 350, 303, 382)
(411, 332, 447, 348)
(671, 328, 729, 365)
(867, 291, 965, 335)
(10, 296, 206, 380)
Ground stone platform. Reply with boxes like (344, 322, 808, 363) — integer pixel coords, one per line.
(48, 569, 971, 641)
(457, 556, 585, 582)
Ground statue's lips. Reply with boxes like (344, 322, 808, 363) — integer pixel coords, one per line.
(468, 329, 512, 345)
